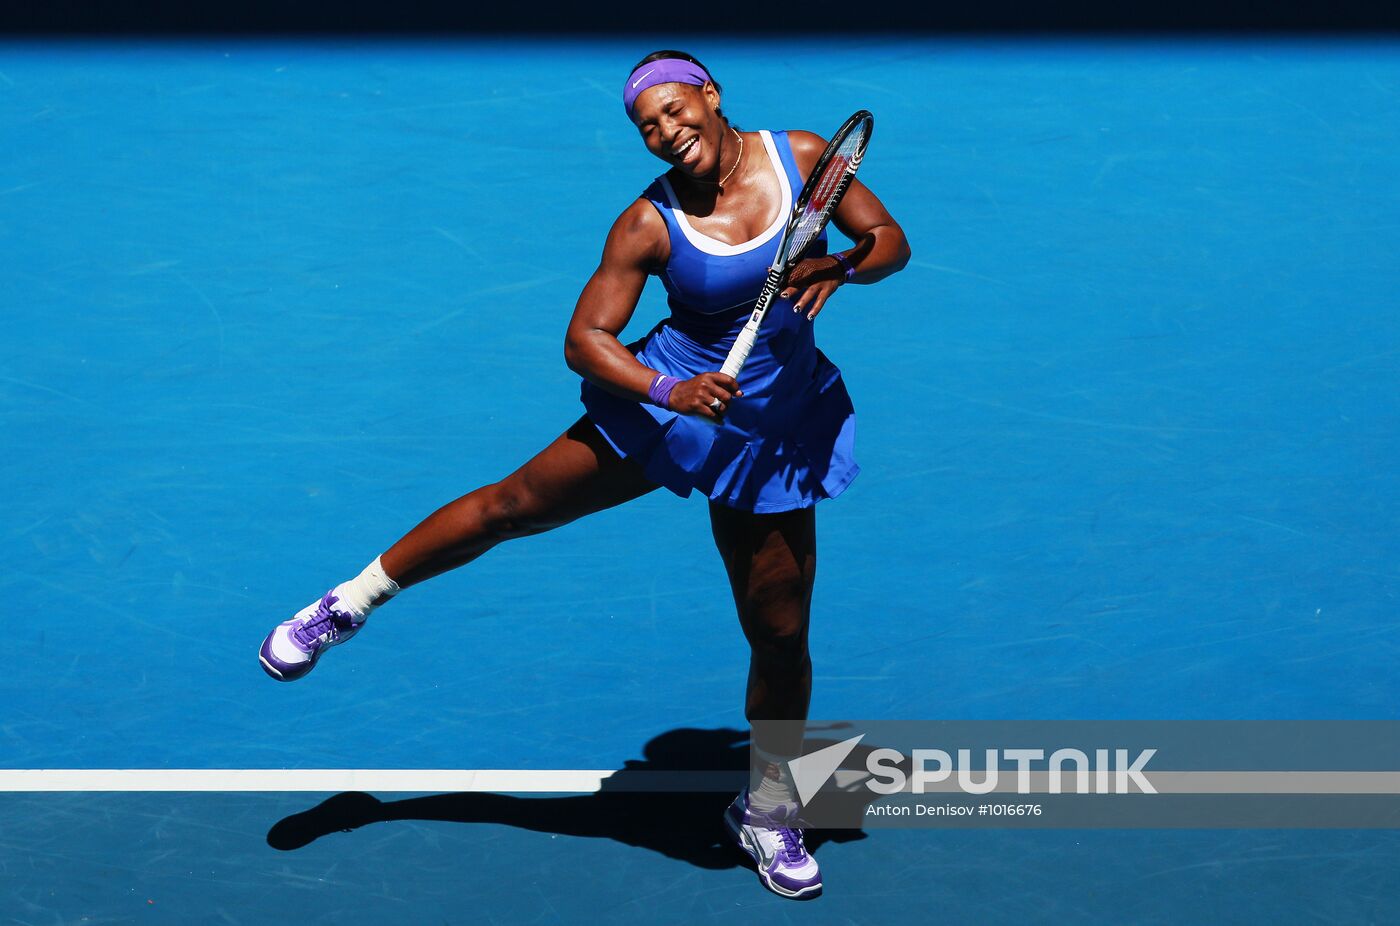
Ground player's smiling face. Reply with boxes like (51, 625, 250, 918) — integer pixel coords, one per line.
(632, 82, 726, 178)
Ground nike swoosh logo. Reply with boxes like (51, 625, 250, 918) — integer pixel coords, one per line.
(631, 68, 657, 89)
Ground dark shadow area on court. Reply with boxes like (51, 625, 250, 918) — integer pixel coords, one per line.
(267, 727, 886, 872)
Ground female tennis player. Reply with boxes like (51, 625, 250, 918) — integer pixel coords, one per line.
(260, 50, 909, 899)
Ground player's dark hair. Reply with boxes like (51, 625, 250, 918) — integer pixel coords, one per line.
(631, 50, 730, 123)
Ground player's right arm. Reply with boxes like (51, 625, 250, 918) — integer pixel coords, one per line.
(565, 199, 739, 418)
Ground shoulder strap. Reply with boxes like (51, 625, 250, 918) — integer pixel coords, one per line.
(767, 130, 805, 193)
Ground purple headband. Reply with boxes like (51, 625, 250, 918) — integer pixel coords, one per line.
(623, 59, 711, 117)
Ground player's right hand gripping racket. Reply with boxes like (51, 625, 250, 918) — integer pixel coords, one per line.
(719, 110, 874, 380)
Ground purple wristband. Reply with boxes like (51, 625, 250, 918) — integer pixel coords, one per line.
(647, 373, 679, 409)
(832, 252, 857, 283)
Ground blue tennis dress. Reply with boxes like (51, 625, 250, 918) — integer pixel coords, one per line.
(581, 130, 859, 513)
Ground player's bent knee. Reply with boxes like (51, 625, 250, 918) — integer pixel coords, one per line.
(741, 577, 808, 627)
(481, 483, 542, 540)
(746, 617, 809, 659)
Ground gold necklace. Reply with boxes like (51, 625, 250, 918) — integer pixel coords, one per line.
(710, 127, 744, 190)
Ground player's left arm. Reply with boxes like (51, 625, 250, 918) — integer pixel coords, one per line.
(781, 129, 912, 319)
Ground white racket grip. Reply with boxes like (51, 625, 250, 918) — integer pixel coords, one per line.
(720, 323, 759, 379)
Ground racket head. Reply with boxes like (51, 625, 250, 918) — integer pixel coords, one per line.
(779, 110, 874, 269)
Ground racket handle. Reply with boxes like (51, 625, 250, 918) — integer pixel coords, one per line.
(721, 266, 785, 380)
(703, 330, 756, 428)
(720, 324, 759, 379)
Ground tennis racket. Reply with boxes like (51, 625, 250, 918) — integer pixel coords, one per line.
(719, 109, 874, 380)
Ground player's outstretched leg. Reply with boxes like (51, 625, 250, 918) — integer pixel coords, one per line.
(259, 417, 656, 681)
(710, 504, 821, 899)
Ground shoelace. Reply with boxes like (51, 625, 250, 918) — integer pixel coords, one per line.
(746, 798, 810, 866)
(776, 827, 806, 865)
(293, 595, 348, 647)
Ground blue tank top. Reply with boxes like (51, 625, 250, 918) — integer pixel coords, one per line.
(642, 130, 827, 341)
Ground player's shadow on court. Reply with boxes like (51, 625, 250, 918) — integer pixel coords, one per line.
(267, 726, 880, 871)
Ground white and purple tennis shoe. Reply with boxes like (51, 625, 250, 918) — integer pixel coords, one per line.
(724, 791, 822, 899)
(259, 591, 364, 682)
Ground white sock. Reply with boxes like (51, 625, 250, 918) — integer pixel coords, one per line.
(748, 746, 799, 814)
(331, 556, 400, 620)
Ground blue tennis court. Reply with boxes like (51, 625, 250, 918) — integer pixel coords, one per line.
(3, 37, 1399, 923)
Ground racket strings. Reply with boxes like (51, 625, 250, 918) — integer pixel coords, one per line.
(784, 129, 869, 264)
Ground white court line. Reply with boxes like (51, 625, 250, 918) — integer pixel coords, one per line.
(0, 769, 746, 793)
(4, 770, 1400, 794)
